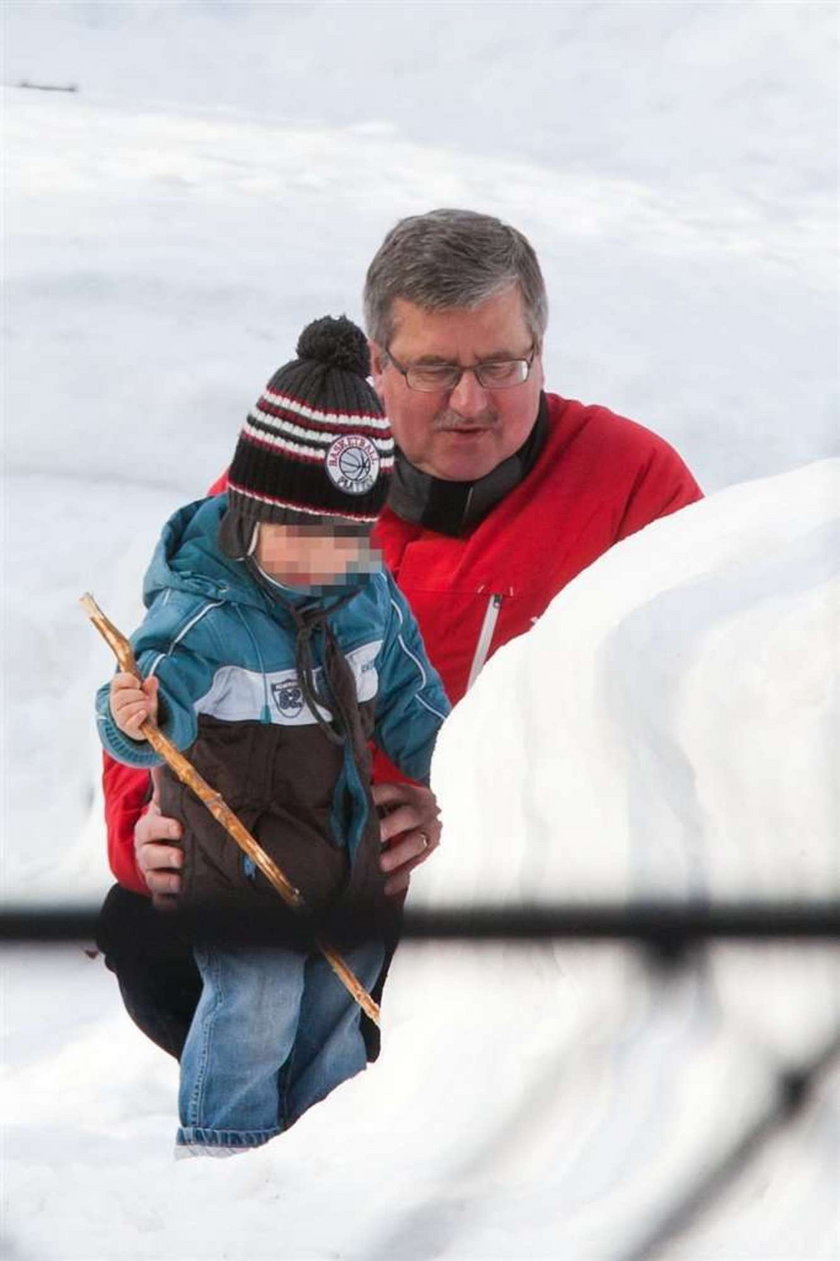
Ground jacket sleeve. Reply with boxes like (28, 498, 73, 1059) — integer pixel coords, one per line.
(101, 477, 229, 890)
(372, 575, 450, 784)
(615, 430, 703, 541)
(102, 755, 153, 894)
(95, 601, 220, 768)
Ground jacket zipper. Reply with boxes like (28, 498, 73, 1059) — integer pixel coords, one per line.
(467, 593, 503, 690)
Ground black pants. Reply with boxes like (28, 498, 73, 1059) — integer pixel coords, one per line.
(97, 884, 202, 1061)
(96, 884, 388, 1062)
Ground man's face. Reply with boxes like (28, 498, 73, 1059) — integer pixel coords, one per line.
(369, 286, 544, 482)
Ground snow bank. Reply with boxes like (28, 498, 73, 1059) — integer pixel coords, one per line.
(5, 464, 838, 1260)
(426, 458, 839, 907)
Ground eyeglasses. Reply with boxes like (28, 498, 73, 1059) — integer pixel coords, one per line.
(385, 345, 537, 392)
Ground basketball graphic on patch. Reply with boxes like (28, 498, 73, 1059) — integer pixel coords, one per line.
(326, 435, 380, 495)
(340, 445, 371, 481)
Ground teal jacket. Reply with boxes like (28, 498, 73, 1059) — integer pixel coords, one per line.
(96, 496, 449, 913)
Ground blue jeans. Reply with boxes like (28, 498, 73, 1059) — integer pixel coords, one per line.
(176, 939, 384, 1151)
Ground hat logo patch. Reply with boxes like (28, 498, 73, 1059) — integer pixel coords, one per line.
(326, 435, 380, 496)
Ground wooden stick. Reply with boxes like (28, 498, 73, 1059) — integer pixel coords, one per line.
(81, 592, 380, 1026)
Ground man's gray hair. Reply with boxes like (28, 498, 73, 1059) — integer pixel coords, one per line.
(363, 208, 548, 349)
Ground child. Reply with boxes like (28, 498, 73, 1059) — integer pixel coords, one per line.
(96, 316, 449, 1156)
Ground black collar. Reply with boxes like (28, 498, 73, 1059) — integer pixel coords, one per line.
(386, 394, 549, 537)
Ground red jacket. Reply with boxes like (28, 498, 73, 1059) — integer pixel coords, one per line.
(103, 393, 702, 892)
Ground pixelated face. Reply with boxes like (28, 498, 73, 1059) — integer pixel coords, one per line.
(369, 286, 544, 482)
(255, 522, 379, 588)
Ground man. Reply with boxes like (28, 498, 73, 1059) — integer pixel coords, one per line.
(99, 208, 702, 1058)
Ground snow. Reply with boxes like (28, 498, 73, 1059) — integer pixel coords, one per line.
(2, 3, 838, 1259)
(428, 461, 839, 905)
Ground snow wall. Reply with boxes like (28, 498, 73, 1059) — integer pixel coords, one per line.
(4, 463, 839, 1261)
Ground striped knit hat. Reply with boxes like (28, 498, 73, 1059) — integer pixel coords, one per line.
(221, 316, 393, 552)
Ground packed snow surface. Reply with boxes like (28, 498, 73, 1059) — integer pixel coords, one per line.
(2, 3, 838, 1258)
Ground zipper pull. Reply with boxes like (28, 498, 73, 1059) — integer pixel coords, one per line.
(467, 593, 504, 690)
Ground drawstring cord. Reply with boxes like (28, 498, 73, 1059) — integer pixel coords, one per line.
(290, 601, 353, 747)
(244, 558, 356, 744)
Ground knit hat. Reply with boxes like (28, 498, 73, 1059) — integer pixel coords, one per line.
(220, 316, 393, 556)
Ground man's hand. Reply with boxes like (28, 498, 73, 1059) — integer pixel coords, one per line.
(374, 781, 441, 897)
(134, 773, 183, 909)
(135, 776, 441, 906)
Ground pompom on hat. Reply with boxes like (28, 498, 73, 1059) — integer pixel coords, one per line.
(220, 316, 393, 557)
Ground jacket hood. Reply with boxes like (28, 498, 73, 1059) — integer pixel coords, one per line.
(143, 495, 374, 613)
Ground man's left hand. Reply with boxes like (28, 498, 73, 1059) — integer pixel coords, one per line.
(374, 780, 441, 896)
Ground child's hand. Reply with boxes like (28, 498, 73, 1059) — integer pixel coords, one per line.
(109, 672, 159, 740)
